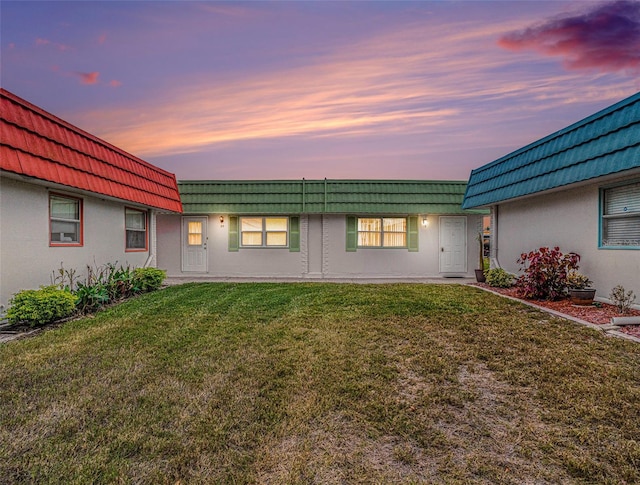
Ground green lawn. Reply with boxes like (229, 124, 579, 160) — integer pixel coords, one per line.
(1, 283, 638, 484)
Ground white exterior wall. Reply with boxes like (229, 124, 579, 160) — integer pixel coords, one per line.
(0, 177, 153, 307)
(494, 177, 640, 302)
(156, 212, 485, 279)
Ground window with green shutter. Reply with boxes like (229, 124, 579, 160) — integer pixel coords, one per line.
(346, 216, 417, 251)
(228, 216, 239, 251)
(289, 216, 300, 252)
(229, 216, 298, 250)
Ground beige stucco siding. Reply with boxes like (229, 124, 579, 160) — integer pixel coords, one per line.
(1, 177, 152, 307)
(157, 213, 485, 279)
(495, 178, 640, 301)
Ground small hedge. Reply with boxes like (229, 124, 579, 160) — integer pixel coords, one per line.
(484, 268, 515, 288)
(7, 286, 76, 326)
(7, 264, 167, 326)
(133, 267, 166, 292)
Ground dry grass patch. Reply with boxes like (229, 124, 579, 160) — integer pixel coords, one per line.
(1, 283, 638, 484)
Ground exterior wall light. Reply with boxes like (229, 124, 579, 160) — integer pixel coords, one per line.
(422, 216, 429, 227)
(219, 215, 224, 226)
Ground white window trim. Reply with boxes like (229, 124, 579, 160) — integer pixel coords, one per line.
(357, 217, 408, 248)
(239, 216, 289, 248)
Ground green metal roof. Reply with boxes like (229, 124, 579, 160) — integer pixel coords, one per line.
(178, 179, 485, 215)
(462, 91, 640, 209)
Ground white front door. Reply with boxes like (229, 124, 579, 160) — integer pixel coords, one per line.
(439, 216, 467, 274)
(182, 217, 208, 273)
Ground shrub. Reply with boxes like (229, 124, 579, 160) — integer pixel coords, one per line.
(133, 267, 166, 292)
(105, 264, 135, 301)
(484, 268, 514, 288)
(566, 271, 592, 290)
(7, 286, 76, 326)
(515, 247, 580, 300)
(75, 282, 110, 314)
(609, 285, 636, 314)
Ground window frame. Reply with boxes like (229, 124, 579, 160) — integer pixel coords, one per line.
(600, 180, 640, 250)
(357, 216, 408, 249)
(49, 192, 83, 247)
(239, 216, 290, 248)
(125, 207, 148, 252)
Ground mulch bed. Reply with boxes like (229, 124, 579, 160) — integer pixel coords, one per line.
(473, 284, 640, 339)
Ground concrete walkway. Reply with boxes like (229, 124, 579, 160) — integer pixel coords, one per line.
(164, 276, 476, 285)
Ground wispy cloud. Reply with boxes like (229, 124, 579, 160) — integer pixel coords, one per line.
(74, 71, 99, 85)
(498, 0, 640, 73)
(71, 8, 636, 163)
(35, 37, 72, 51)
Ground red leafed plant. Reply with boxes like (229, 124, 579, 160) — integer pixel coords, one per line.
(515, 247, 580, 300)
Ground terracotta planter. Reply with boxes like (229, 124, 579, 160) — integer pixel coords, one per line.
(569, 288, 596, 306)
(475, 269, 486, 283)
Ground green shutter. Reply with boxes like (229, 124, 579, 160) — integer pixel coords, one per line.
(346, 215, 357, 252)
(408, 215, 419, 252)
(228, 216, 239, 252)
(289, 216, 300, 252)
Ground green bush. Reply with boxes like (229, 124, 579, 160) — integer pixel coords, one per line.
(484, 268, 515, 288)
(133, 267, 166, 292)
(7, 286, 76, 326)
(74, 282, 110, 314)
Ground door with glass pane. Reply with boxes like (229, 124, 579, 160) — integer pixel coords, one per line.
(182, 217, 208, 272)
(439, 216, 467, 273)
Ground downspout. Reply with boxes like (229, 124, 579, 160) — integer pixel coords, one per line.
(324, 178, 328, 213)
(490, 205, 501, 269)
(144, 210, 156, 268)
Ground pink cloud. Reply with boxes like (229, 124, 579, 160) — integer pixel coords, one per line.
(98, 33, 107, 45)
(109, 79, 122, 88)
(75, 71, 100, 85)
(35, 37, 73, 51)
(498, 0, 640, 73)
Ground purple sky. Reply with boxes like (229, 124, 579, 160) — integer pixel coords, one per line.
(2, 1, 639, 181)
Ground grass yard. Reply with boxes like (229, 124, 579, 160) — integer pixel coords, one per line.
(1, 283, 639, 484)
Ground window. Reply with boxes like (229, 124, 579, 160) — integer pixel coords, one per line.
(187, 220, 203, 246)
(601, 181, 640, 248)
(358, 217, 407, 247)
(125, 208, 148, 250)
(240, 217, 288, 247)
(50, 194, 82, 245)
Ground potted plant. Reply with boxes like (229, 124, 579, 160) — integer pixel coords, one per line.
(567, 271, 595, 305)
(475, 232, 485, 282)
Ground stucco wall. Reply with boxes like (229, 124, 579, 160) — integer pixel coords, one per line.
(494, 177, 640, 302)
(156, 213, 484, 279)
(0, 177, 151, 307)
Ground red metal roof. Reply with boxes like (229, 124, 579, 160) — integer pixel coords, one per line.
(0, 88, 182, 213)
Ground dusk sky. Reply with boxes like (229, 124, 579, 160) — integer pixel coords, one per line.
(2, 1, 639, 181)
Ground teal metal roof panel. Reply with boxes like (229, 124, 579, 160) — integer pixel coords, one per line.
(178, 179, 485, 215)
(462, 91, 640, 209)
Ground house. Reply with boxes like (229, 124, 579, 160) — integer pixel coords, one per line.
(156, 179, 487, 280)
(463, 91, 640, 304)
(0, 88, 182, 307)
